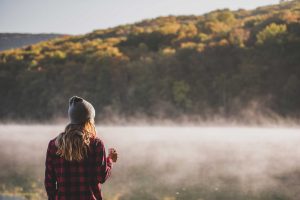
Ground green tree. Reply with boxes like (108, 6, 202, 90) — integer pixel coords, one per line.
(256, 23, 287, 45)
(172, 81, 191, 109)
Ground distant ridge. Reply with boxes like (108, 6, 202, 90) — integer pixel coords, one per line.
(0, 33, 68, 51)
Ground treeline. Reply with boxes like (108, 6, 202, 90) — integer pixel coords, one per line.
(0, 0, 300, 122)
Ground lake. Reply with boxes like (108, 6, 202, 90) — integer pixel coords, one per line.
(0, 125, 299, 200)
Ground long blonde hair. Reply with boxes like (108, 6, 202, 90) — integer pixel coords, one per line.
(55, 119, 96, 161)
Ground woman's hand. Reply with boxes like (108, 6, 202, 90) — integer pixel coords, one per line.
(108, 148, 118, 163)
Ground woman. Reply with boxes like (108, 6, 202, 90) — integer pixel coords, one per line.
(45, 96, 118, 200)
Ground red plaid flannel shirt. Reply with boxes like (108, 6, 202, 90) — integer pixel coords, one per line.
(44, 136, 113, 200)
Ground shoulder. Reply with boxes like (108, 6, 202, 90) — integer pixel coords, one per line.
(90, 136, 104, 146)
(90, 137, 106, 152)
(46, 136, 58, 153)
(49, 137, 57, 145)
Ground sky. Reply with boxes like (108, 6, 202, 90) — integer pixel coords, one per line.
(0, 0, 279, 35)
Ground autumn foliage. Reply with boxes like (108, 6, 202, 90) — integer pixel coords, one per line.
(0, 0, 300, 122)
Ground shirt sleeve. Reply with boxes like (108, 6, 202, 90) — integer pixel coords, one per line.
(44, 140, 57, 200)
(95, 139, 113, 184)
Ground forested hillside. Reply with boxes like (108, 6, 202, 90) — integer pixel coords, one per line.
(0, 0, 300, 123)
(0, 33, 66, 51)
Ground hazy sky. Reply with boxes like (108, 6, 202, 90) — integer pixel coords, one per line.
(0, 0, 278, 35)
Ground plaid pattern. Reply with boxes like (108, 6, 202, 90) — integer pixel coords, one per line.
(45, 136, 113, 200)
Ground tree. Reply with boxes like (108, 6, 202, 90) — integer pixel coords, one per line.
(172, 81, 191, 110)
(256, 23, 287, 45)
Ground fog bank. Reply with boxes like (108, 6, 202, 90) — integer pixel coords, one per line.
(0, 125, 300, 200)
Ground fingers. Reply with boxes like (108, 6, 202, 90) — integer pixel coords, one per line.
(108, 148, 118, 162)
(108, 148, 117, 154)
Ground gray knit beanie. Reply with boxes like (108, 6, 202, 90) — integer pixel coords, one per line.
(68, 96, 95, 124)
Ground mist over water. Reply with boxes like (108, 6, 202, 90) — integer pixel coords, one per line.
(0, 125, 300, 200)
